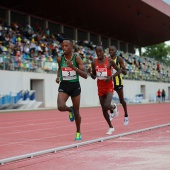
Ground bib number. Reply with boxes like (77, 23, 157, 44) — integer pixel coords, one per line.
(62, 67, 76, 80)
(96, 68, 107, 80)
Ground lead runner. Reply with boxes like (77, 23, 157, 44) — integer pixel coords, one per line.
(56, 39, 87, 141)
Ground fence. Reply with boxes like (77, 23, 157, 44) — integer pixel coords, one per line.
(1, 54, 170, 82)
(0, 55, 58, 74)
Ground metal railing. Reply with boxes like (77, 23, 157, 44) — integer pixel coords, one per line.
(0, 54, 170, 82)
(0, 55, 58, 74)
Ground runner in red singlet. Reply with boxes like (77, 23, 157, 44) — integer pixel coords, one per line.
(88, 46, 121, 135)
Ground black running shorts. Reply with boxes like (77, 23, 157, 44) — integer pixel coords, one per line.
(58, 81, 81, 97)
(114, 85, 123, 91)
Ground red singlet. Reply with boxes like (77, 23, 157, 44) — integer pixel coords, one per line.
(96, 57, 114, 96)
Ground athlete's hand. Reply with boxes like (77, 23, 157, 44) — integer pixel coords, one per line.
(105, 76, 112, 82)
(56, 77, 60, 84)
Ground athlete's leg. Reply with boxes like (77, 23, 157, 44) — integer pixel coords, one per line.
(99, 92, 114, 128)
(71, 95, 81, 133)
(116, 89, 128, 117)
(57, 92, 72, 112)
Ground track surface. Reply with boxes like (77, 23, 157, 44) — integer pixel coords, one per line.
(0, 103, 170, 169)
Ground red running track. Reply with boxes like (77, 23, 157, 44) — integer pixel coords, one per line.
(0, 103, 170, 169)
(1, 126, 169, 170)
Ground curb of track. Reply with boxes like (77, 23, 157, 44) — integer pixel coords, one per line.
(0, 123, 169, 166)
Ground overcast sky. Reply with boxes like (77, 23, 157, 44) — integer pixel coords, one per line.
(162, 0, 170, 45)
(163, 0, 170, 5)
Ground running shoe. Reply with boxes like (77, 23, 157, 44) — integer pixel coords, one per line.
(69, 106, 75, 122)
(106, 127, 115, 135)
(124, 117, 129, 126)
(113, 103, 119, 117)
(109, 113, 115, 121)
(75, 132, 82, 141)
(109, 103, 119, 121)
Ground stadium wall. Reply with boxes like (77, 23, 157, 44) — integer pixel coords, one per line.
(1, 71, 170, 108)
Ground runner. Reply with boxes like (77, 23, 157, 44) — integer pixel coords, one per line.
(89, 46, 121, 135)
(109, 46, 129, 126)
(56, 39, 87, 140)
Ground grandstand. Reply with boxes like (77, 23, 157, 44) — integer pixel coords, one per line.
(0, 0, 170, 109)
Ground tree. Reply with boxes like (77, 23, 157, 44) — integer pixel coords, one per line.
(142, 42, 170, 65)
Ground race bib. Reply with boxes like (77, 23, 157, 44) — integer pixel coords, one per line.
(62, 67, 76, 80)
(96, 68, 107, 80)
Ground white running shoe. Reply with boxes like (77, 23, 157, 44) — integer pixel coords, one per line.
(124, 117, 129, 126)
(113, 103, 119, 117)
(106, 127, 115, 135)
(109, 113, 115, 121)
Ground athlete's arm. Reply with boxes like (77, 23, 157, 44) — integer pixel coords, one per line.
(118, 57, 127, 75)
(56, 56, 61, 83)
(88, 59, 96, 79)
(109, 58, 121, 78)
(74, 55, 87, 79)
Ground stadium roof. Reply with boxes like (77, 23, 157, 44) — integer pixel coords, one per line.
(1, 0, 170, 47)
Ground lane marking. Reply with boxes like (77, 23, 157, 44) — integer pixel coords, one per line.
(0, 123, 169, 165)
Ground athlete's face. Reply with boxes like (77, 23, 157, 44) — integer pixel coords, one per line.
(96, 47, 104, 60)
(109, 47, 116, 57)
(61, 40, 72, 55)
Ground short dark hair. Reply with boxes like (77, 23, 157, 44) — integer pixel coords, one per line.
(109, 46, 117, 51)
(95, 46, 103, 51)
(61, 38, 73, 44)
